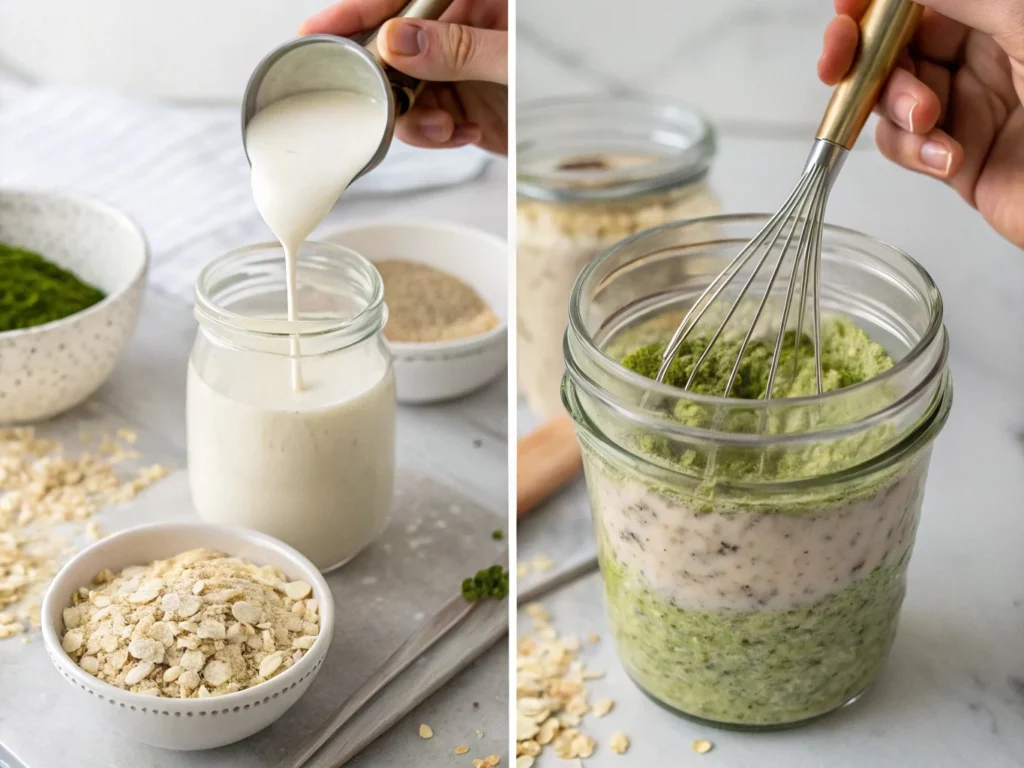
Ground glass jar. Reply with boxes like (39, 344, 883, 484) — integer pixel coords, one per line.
(562, 215, 953, 729)
(187, 241, 396, 572)
(517, 96, 721, 417)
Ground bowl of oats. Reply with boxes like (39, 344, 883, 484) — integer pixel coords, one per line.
(41, 522, 334, 751)
(326, 220, 508, 404)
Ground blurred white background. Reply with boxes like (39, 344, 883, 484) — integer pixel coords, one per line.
(0, 0, 325, 102)
(518, 0, 835, 134)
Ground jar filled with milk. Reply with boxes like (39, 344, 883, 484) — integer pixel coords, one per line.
(187, 241, 396, 571)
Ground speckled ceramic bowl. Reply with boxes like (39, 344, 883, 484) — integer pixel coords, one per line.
(41, 522, 334, 751)
(0, 190, 148, 424)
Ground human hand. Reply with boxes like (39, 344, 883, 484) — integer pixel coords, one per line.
(818, 0, 1024, 248)
(300, 0, 507, 155)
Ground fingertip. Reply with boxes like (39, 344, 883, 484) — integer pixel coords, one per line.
(819, 16, 859, 85)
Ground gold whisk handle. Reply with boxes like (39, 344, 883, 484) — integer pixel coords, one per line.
(816, 0, 924, 150)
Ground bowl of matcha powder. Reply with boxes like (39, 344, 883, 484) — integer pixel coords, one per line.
(0, 190, 148, 423)
(562, 214, 952, 730)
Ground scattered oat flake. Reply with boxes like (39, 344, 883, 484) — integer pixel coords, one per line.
(609, 732, 630, 754)
(476, 729, 484, 739)
(587, 632, 600, 644)
(455, 745, 470, 755)
(472, 757, 500, 768)
(419, 724, 433, 739)
(531, 555, 554, 571)
(692, 739, 714, 754)
(115, 428, 137, 444)
(592, 698, 614, 717)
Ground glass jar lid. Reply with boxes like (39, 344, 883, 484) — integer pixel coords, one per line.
(517, 95, 716, 203)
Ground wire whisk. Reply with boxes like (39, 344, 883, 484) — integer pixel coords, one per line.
(655, 0, 923, 399)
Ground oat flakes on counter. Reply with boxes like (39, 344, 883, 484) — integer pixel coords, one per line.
(60, 548, 320, 698)
(0, 426, 170, 639)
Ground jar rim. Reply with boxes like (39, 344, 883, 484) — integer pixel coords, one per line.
(194, 240, 385, 344)
(516, 95, 716, 203)
(567, 213, 946, 415)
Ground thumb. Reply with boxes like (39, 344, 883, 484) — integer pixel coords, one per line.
(378, 18, 507, 85)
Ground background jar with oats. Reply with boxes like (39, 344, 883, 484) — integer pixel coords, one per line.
(562, 216, 953, 729)
(187, 242, 395, 573)
(516, 96, 721, 417)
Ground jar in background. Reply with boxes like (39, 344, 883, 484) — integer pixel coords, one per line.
(517, 96, 721, 417)
(563, 216, 952, 728)
(187, 242, 396, 572)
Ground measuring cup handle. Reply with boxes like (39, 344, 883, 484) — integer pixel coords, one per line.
(357, 0, 456, 114)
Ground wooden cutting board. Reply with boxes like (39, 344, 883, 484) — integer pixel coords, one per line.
(517, 413, 583, 517)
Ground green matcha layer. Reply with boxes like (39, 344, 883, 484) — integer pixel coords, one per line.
(618, 316, 903, 489)
(600, 539, 906, 726)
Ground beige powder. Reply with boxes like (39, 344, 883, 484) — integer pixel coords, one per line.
(376, 259, 498, 343)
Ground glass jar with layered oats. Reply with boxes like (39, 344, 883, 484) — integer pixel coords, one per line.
(516, 96, 720, 417)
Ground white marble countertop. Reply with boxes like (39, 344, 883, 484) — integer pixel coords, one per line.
(0, 161, 510, 768)
(516, 127, 1024, 766)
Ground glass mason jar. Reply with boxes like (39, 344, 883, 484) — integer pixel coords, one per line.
(187, 242, 396, 572)
(517, 96, 721, 417)
(562, 215, 953, 729)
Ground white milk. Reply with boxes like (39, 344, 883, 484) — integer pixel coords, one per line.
(187, 344, 396, 571)
(245, 89, 387, 390)
(186, 89, 396, 570)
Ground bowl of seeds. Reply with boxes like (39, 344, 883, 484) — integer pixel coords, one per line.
(0, 189, 148, 423)
(326, 220, 507, 404)
(41, 521, 334, 751)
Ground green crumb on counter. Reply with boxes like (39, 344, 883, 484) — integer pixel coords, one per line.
(0, 243, 106, 332)
(461, 565, 509, 601)
(491, 529, 504, 541)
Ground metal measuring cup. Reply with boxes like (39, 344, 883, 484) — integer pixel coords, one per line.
(241, 0, 454, 182)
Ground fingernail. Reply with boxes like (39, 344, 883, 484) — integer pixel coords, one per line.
(385, 20, 425, 56)
(920, 140, 952, 173)
(417, 115, 451, 143)
(894, 95, 919, 132)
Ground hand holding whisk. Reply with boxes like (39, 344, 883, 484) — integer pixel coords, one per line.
(655, 0, 923, 398)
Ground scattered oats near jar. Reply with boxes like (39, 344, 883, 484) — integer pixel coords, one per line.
(419, 724, 434, 739)
(376, 260, 499, 344)
(516, 601, 617, 763)
(692, 739, 714, 754)
(471, 756, 500, 768)
(455, 745, 470, 755)
(0, 427, 169, 639)
(58, 548, 319, 697)
(609, 732, 630, 754)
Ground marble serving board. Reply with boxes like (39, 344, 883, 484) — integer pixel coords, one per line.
(0, 286, 510, 768)
(516, 134, 1024, 766)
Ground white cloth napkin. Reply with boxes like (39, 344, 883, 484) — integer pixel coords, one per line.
(0, 77, 490, 301)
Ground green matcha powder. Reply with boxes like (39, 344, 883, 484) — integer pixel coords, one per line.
(0, 244, 105, 332)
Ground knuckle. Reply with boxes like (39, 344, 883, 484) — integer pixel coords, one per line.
(445, 23, 475, 70)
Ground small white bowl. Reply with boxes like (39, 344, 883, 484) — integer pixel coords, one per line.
(0, 189, 148, 424)
(326, 220, 508, 405)
(41, 522, 335, 751)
